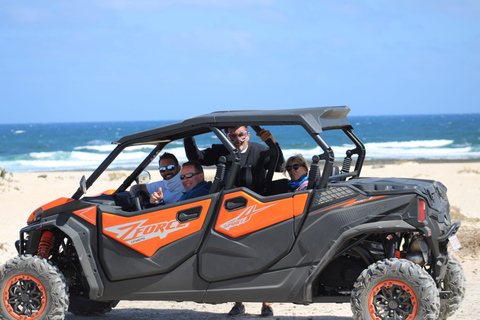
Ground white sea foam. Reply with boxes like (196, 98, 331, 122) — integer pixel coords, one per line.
(278, 140, 479, 161)
(366, 140, 453, 149)
(2, 139, 480, 172)
(74, 145, 116, 152)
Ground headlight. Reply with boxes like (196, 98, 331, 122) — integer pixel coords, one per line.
(27, 207, 43, 223)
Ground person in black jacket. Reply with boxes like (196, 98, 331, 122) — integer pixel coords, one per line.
(184, 125, 284, 172)
(184, 126, 282, 317)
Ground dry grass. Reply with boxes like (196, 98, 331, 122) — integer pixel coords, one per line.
(457, 167, 480, 174)
(107, 172, 127, 181)
(0, 173, 19, 192)
(450, 206, 480, 258)
(394, 160, 420, 165)
(451, 206, 480, 223)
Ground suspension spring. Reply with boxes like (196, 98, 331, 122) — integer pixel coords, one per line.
(341, 156, 352, 173)
(37, 230, 54, 259)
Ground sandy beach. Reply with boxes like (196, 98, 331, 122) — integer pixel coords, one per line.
(1, 161, 479, 319)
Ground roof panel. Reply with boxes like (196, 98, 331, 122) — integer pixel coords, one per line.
(116, 106, 352, 145)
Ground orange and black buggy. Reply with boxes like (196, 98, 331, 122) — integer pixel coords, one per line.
(0, 106, 465, 319)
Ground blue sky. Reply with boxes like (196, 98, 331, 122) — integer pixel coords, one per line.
(1, 0, 479, 124)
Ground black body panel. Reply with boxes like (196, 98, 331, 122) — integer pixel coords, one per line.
(98, 194, 220, 281)
(100, 256, 209, 301)
(199, 220, 295, 282)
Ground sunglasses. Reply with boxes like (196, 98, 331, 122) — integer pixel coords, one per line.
(180, 172, 199, 180)
(286, 164, 302, 171)
(226, 130, 249, 142)
(159, 164, 176, 172)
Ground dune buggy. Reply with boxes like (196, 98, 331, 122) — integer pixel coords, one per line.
(1, 106, 465, 319)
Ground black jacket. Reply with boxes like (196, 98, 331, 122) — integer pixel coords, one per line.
(183, 137, 284, 172)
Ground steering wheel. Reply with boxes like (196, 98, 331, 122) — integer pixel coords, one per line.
(133, 189, 150, 211)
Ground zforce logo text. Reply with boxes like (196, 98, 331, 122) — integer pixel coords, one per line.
(104, 219, 188, 245)
(220, 203, 277, 231)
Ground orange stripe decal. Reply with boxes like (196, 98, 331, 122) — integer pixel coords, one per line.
(215, 191, 294, 238)
(315, 195, 387, 214)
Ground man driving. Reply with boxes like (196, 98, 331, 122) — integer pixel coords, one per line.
(129, 152, 185, 204)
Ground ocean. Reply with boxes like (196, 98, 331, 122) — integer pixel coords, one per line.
(1, 114, 479, 173)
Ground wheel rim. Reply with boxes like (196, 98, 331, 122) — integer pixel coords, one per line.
(368, 280, 418, 320)
(2, 274, 47, 320)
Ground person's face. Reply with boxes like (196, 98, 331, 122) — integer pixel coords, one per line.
(226, 126, 249, 152)
(159, 158, 180, 180)
(180, 165, 204, 190)
(286, 161, 308, 181)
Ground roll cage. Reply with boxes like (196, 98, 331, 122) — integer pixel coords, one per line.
(72, 106, 365, 199)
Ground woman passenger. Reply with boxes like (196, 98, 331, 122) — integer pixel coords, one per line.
(284, 154, 309, 191)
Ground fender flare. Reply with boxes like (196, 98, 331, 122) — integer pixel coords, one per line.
(302, 220, 416, 302)
(20, 215, 104, 299)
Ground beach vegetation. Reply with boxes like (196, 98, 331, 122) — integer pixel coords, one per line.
(0, 167, 7, 179)
(394, 160, 420, 165)
(450, 206, 480, 223)
(107, 171, 127, 181)
(450, 206, 480, 257)
(457, 167, 480, 174)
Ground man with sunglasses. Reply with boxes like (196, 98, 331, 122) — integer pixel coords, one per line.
(184, 126, 284, 174)
(150, 161, 212, 204)
(129, 152, 185, 204)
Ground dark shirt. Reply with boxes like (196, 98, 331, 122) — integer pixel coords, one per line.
(184, 137, 284, 172)
(178, 181, 212, 201)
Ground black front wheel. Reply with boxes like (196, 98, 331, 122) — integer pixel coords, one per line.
(351, 258, 439, 320)
(1, 254, 68, 320)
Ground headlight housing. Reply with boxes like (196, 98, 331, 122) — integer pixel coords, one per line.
(27, 207, 43, 223)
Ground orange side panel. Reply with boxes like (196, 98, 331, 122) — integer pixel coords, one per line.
(91, 189, 116, 197)
(41, 197, 75, 211)
(73, 206, 97, 225)
(293, 193, 309, 217)
(102, 199, 211, 257)
(28, 197, 75, 223)
(215, 191, 294, 238)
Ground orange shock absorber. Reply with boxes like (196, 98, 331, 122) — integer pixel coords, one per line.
(37, 230, 54, 258)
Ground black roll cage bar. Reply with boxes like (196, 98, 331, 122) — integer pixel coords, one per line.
(72, 106, 366, 199)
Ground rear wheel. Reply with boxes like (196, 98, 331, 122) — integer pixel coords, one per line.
(351, 258, 439, 320)
(438, 253, 466, 320)
(1, 254, 68, 320)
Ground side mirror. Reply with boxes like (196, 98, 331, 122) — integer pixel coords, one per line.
(79, 175, 87, 195)
(135, 171, 151, 184)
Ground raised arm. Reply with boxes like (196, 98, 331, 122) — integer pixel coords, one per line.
(256, 129, 285, 172)
(184, 137, 227, 166)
